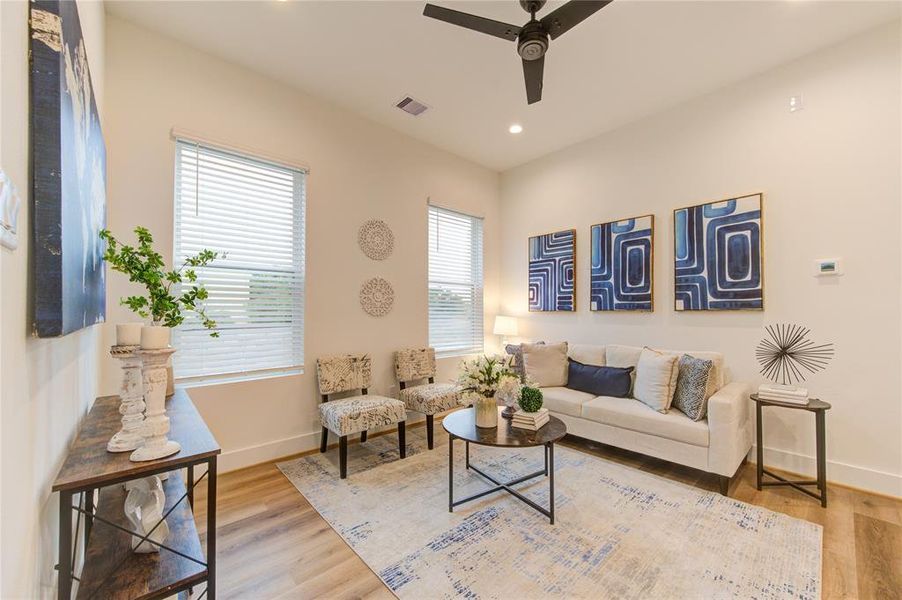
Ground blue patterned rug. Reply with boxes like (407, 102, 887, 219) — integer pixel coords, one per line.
(278, 426, 821, 599)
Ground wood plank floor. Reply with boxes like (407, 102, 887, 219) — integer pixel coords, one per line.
(192, 420, 901, 599)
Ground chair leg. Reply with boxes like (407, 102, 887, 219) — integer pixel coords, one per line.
(360, 430, 368, 443)
(426, 415, 434, 450)
(320, 427, 328, 453)
(339, 435, 348, 479)
(398, 421, 406, 459)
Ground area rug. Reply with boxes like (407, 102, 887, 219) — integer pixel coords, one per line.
(278, 427, 821, 599)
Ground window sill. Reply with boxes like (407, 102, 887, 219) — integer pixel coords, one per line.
(177, 366, 304, 389)
(436, 350, 484, 360)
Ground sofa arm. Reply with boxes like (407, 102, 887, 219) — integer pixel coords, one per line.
(706, 381, 753, 477)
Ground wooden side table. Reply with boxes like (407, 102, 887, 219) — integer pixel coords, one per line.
(752, 393, 831, 507)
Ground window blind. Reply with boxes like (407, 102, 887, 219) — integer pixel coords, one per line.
(172, 139, 305, 382)
(428, 205, 484, 357)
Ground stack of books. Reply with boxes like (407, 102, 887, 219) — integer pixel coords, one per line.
(757, 383, 809, 405)
(512, 408, 550, 430)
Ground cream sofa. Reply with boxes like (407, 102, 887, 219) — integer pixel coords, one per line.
(539, 343, 752, 494)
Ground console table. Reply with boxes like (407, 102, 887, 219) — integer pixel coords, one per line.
(52, 389, 220, 599)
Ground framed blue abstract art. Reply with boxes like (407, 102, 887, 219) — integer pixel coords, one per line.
(528, 229, 575, 312)
(30, 0, 107, 336)
(590, 215, 654, 311)
(674, 193, 764, 311)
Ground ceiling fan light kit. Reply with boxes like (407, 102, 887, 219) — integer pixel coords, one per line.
(423, 0, 613, 104)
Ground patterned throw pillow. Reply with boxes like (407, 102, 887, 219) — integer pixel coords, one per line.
(505, 341, 544, 382)
(672, 354, 714, 421)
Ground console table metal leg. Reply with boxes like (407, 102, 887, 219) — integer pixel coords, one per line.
(187, 465, 195, 509)
(548, 443, 555, 525)
(544, 445, 549, 476)
(448, 435, 454, 512)
(755, 401, 763, 490)
(58, 490, 72, 600)
(816, 410, 827, 507)
(465, 440, 469, 470)
(84, 488, 94, 547)
(207, 456, 217, 599)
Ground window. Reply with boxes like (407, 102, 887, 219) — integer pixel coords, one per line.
(172, 138, 305, 382)
(428, 205, 484, 357)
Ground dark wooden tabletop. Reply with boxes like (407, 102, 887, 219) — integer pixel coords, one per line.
(751, 393, 831, 412)
(443, 407, 567, 447)
(53, 389, 220, 493)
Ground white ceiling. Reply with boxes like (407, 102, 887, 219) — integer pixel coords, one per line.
(106, 0, 900, 171)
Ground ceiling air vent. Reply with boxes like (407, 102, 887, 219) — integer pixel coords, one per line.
(395, 96, 429, 116)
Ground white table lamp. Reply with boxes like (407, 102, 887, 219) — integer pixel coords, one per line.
(493, 315, 518, 346)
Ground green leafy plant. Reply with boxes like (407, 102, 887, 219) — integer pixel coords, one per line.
(518, 386, 544, 413)
(99, 226, 220, 337)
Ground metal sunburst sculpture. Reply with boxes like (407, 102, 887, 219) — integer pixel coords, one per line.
(756, 324, 835, 386)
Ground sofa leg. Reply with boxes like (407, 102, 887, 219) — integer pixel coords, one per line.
(320, 427, 328, 453)
(339, 436, 348, 479)
(718, 474, 731, 496)
(426, 415, 434, 450)
(360, 430, 367, 443)
(398, 421, 407, 458)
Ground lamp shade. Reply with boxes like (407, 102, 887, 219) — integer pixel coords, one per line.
(493, 315, 519, 337)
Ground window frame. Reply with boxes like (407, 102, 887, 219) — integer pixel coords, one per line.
(427, 203, 485, 358)
(171, 135, 306, 385)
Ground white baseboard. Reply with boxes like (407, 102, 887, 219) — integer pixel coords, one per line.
(751, 445, 902, 498)
(219, 414, 428, 473)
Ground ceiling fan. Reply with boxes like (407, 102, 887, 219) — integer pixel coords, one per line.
(423, 0, 613, 105)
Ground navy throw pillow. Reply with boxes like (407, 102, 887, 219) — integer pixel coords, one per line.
(566, 359, 633, 398)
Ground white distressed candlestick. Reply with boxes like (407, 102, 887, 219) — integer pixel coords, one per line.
(107, 345, 146, 453)
(130, 348, 180, 462)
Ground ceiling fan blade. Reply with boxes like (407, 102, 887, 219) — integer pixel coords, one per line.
(423, 4, 521, 42)
(522, 56, 544, 104)
(540, 0, 612, 40)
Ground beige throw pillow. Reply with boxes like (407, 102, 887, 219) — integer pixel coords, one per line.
(633, 347, 680, 413)
(522, 342, 569, 388)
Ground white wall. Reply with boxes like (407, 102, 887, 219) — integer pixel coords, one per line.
(499, 23, 902, 496)
(0, 1, 105, 597)
(101, 16, 501, 472)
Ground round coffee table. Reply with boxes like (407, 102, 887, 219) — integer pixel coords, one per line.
(442, 406, 567, 524)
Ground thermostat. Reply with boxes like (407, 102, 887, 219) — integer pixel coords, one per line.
(814, 258, 843, 277)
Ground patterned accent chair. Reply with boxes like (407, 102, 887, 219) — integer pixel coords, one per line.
(317, 354, 407, 479)
(394, 347, 461, 449)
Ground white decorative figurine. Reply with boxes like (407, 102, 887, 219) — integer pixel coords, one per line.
(107, 345, 146, 452)
(130, 348, 181, 462)
(124, 476, 169, 553)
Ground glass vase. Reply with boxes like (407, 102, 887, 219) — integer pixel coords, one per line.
(475, 394, 498, 428)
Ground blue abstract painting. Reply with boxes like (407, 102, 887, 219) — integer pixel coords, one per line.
(674, 194, 763, 311)
(529, 230, 575, 311)
(591, 215, 654, 311)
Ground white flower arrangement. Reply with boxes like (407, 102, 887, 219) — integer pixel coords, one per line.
(457, 354, 522, 406)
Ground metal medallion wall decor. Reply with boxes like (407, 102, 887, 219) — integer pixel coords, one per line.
(358, 219, 394, 260)
(360, 277, 394, 316)
(756, 324, 835, 385)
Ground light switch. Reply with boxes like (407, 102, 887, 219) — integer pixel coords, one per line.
(0, 170, 21, 251)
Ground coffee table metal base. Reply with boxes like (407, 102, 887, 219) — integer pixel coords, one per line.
(448, 435, 555, 524)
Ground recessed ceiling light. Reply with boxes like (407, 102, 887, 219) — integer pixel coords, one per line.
(509, 124, 523, 134)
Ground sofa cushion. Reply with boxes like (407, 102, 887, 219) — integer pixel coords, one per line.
(581, 396, 710, 447)
(567, 360, 632, 398)
(505, 341, 544, 381)
(567, 344, 606, 367)
(540, 386, 596, 417)
(634, 348, 680, 413)
(604, 344, 643, 369)
(523, 342, 569, 387)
